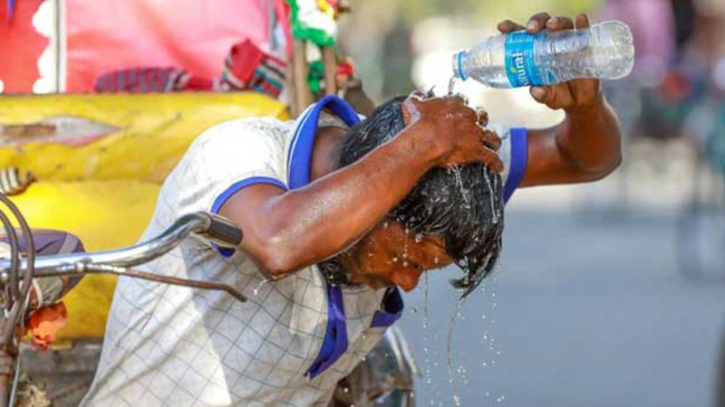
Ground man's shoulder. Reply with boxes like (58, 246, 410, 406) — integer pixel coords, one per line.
(182, 116, 295, 167)
(198, 116, 294, 144)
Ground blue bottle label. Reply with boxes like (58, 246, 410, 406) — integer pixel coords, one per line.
(505, 31, 544, 87)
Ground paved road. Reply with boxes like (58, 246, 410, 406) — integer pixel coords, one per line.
(397, 208, 725, 407)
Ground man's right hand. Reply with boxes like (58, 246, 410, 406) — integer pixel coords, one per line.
(401, 92, 503, 172)
(220, 92, 504, 279)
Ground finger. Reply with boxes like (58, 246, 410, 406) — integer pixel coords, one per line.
(448, 92, 469, 106)
(444, 92, 467, 101)
(475, 107, 489, 127)
(467, 123, 502, 155)
(481, 147, 505, 173)
(455, 102, 479, 123)
(481, 129, 502, 151)
(443, 94, 474, 118)
(575, 13, 590, 29)
(530, 86, 548, 103)
(531, 86, 574, 110)
(569, 78, 602, 106)
(546, 16, 574, 31)
(527, 12, 552, 33)
(497, 19, 525, 34)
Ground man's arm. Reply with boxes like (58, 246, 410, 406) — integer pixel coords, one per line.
(220, 95, 502, 279)
(498, 13, 622, 187)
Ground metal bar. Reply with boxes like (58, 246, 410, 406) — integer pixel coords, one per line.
(0, 212, 209, 278)
(322, 47, 337, 95)
(292, 39, 313, 116)
(46, 264, 247, 302)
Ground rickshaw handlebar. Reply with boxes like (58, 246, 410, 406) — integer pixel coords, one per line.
(0, 212, 246, 301)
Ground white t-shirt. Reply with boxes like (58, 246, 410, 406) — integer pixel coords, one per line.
(81, 96, 528, 407)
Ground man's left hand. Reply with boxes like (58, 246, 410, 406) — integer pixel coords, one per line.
(497, 13, 603, 112)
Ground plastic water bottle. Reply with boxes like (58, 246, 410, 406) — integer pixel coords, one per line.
(452, 21, 635, 88)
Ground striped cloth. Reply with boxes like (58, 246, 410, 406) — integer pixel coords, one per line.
(93, 40, 286, 98)
(220, 39, 286, 97)
(0, 167, 35, 196)
(94, 67, 212, 93)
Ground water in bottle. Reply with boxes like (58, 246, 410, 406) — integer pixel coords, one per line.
(452, 20, 635, 88)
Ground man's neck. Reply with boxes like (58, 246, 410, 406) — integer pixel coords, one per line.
(309, 125, 363, 287)
(310, 126, 348, 181)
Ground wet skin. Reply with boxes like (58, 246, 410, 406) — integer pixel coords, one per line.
(308, 123, 456, 292)
(220, 12, 623, 292)
(339, 222, 453, 292)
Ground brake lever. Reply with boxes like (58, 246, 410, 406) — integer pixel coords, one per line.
(54, 263, 247, 302)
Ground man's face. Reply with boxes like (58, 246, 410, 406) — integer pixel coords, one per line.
(341, 221, 453, 292)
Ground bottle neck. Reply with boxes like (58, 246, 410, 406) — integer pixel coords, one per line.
(452, 51, 468, 80)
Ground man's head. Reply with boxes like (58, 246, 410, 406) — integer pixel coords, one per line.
(334, 96, 505, 297)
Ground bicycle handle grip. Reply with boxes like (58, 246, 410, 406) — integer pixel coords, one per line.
(204, 214, 243, 247)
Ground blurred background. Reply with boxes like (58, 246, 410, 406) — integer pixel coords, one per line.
(1, 0, 725, 406)
(345, 0, 725, 406)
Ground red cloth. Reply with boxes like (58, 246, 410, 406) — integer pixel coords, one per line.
(27, 302, 68, 350)
(0, 0, 292, 94)
(0, 0, 47, 93)
(227, 40, 266, 86)
(66, 0, 291, 92)
(94, 39, 286, 97)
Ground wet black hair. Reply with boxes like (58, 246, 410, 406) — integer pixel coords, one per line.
(337, 96, 504, 298)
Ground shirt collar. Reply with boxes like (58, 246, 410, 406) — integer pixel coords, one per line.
(286, 95, 361, 189)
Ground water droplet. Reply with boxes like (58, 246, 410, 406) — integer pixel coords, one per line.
(403, 261, 409, 267)
(447, 299, 465, 407)
(343, 387, 349, 393)
(415, 233, 423, 243)
(382, 221, 389, 229)
(434, 256, 440, 265)
(253, 279, 268, 296)
(497, 396, 505, 403)
(485, 391, 490, 397)
(448, 75, 458, 95)
(392, 257, 399, 263)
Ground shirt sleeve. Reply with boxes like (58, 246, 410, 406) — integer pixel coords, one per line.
(171, 119, 288, 255)
(491, 125, 528, 204)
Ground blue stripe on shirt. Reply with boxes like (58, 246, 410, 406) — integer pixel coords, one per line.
(210, 176, 288, 257)
(503, 127, 528, 203)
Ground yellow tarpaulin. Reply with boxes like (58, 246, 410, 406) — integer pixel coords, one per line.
(0, 92, 288, 339)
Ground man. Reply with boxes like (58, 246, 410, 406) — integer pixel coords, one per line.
(82, 13, 621, 407)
